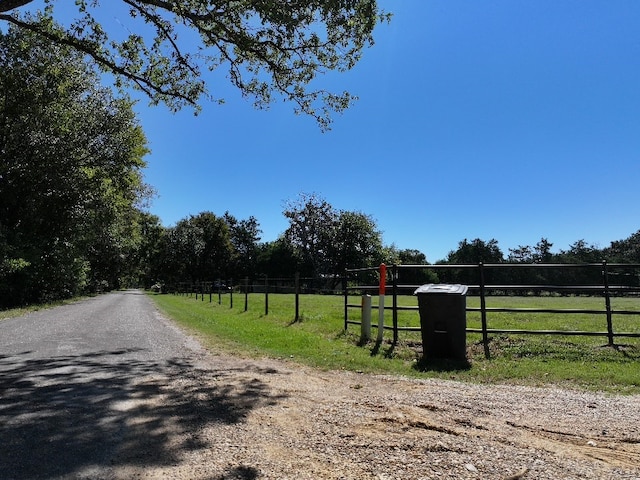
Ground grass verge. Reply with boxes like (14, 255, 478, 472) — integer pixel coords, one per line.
(150, 292, 640, 394)
(0, 297, 88, 321)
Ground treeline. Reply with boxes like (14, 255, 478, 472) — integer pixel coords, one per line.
(136, 193, 430, 290)
(435, 237, 640, 287)
(135, 208, 640, 293)
(0, 26, 151, 308)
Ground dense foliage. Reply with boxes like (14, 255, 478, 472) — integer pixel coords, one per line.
(436, 236, 640, 287)
(141, 194, 398, 290)
(0, 0, 390, 130)
(0, 25, 150, 307)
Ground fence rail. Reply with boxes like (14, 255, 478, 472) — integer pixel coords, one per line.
(165, 274, 343, 320)
(344, 262, 640, 358)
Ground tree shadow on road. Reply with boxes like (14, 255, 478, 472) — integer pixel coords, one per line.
(0, 349, 287, 479)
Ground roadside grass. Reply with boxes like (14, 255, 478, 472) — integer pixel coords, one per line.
(0, 297, 88, 321)
(150, 292, 640, 394)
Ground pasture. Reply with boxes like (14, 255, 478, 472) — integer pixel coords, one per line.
(150, 292, 640, 394)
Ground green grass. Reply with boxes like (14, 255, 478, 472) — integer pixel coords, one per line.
(150, 292, 640, 394)
(0, 297, 88, 321)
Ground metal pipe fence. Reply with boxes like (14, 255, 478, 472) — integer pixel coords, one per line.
(166, 274, 343, 321)
(344, 262, 640, 358)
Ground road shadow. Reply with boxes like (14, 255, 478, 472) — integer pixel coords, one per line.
(0, 349, 287, 479)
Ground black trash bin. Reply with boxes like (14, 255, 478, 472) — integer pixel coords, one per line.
(414, 284, 468, 360)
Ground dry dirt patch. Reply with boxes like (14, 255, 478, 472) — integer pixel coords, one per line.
(112, 349, 640, 480)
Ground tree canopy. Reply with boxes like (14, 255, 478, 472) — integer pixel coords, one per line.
(0, 24, 150, 306)
(0, 0, 390, 130)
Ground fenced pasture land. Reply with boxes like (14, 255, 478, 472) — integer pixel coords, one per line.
(152, 291, 640, 394)
(347, 294, 640, 343)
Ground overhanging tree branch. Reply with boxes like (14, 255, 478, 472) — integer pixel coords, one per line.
(0, 0, 33, 14)
(0, 14, 200, 109)
(0, 1, 391, 129)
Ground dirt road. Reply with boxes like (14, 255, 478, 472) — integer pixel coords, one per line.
(1, 291, 639, 479)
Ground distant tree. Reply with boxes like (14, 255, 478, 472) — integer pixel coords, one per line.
(441, 238, 504, 284)
(558, 240, 602, 264)
(0, 1, 390, 129)
(327, 210, 384, 275)
(283, 193, 337, 276)
(223, 212, 262, 279)
(506, 238, 556, 285)
(256, 238, 300, 279)
(132, 212, 167, 288)
(160, 213, 231, 285)
(552, 240, 603, 286)
(604, 230, 640, 263)
(445, 238, 504, 265)
(0, 25, 150, 306)
(395, 248, 438, 285)
(507, 245, 535, 264)
(534, 238, 554, 263)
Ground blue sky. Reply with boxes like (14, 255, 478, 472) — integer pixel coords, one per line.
(40, 1, 640, 262)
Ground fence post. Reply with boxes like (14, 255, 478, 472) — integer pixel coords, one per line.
(603, 261, 614, 346)
(244, 277, 249, 312)
(377, 263, 386, 343)
(479, 263, 490, 359)
(343, 272, 348, 331)
(265, 276, 269, 315)
(392, 264, 398, 345)
(230, 278, 233, 309)
(361, 294, 372, 343)
(295, 272, 300, 322)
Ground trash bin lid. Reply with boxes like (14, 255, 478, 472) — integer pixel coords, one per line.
(414, 284, 468, 295)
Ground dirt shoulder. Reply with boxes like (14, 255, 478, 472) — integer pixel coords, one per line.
(113, 341, 640, 480)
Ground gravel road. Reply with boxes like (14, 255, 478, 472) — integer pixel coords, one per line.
(1, 291, 639, 480)
(0, 290, 210, 479)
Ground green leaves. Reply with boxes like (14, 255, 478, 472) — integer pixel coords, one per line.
(0, 25, 150, 306)
(283, 193, 385, 277)
(1, 0, 390, 129)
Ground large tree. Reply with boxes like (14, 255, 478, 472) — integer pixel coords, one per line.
(223, 212, 261, 280)
(283, 192, 337, 276)
(0, 24, 150, 306)
(0, 1, 390, 130)
(283, 193, 385, 278)
(328, 210, 383, 275)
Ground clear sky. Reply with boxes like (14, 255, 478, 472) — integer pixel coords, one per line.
(55, 1, 640, 262)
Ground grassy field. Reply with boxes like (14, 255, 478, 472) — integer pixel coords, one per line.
(152, 292, 640, 394)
